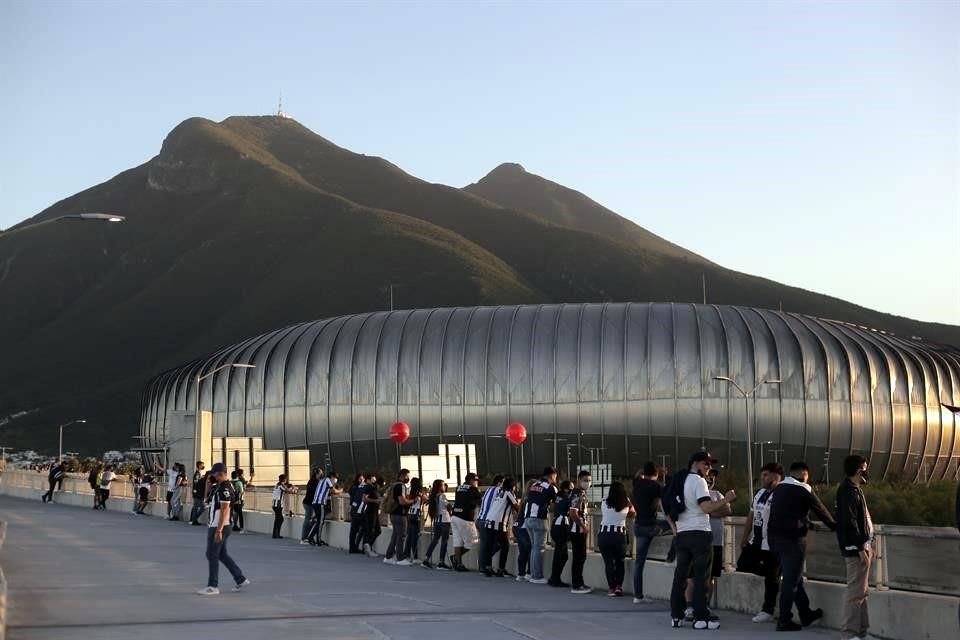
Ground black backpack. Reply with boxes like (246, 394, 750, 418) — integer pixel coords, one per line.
(662, 469, 690, 521)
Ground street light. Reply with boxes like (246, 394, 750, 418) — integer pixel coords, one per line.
(544, 437, 567, 472)
(58, 419, 86, 461)
(713, 376, 781, 497)
(195, 364, 255, 459)
(1, 212, 126, 237)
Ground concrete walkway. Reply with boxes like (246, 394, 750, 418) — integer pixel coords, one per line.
(0, 495, 832, 640)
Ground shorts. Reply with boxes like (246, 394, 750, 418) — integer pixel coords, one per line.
(450, 516, 478, 549)
(712, 545, 723, 577)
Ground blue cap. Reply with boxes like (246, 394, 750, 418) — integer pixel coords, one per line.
(211, 462, 227, 474)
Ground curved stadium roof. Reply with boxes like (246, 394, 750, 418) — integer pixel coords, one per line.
(140, 303, 960, 482)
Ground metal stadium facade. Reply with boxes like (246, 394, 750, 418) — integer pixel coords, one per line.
(139, 303, 960, 482)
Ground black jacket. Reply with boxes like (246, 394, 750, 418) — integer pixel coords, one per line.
(768, 476, 836, 540)
(835, 478, 871, 556)
(303, 477, 319, 506)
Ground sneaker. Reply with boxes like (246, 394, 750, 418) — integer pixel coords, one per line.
(231, 579, 251, 592)
(515, 574, 525, 582)
(481, 568, 494, 577)
(752, 611, 775, 623)
(571, 585, 592, 594)
(548, 580, 569, 588)
(411, 559, 422, 565)
(614, 586, 624, 597)
(196, 586, 220, 596)
(633, 596, 654, 604)
(684, 607, 695, 622)
(799, 609, 823, 627)
(299, 540, 312, 545)
(607, 588, 617, 597)
(527, 577, 548, 584)
(436, 562, 451, 571)
(396, 559, 413, 566)
(693, 617, 720, 630)
(776, 621, 803, 632)
(366, 549, 379, 558)
(454, 564, 469, 572)
(383, 557, 398, 565)
(421, 560, 434, 569)
(671, 618, 683, 628)
(495, 570, 513, 578)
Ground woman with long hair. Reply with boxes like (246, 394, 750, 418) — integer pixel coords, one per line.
(401, 477, 426, 564)
(423, 479, 451, 569)
(598, 480, 635, 596)
(484, 476, 519, 577)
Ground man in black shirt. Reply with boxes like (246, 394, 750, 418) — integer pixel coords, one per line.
(363, 475, 383, 557)
(384, 469, 414, 565)
(836, 455, 873, 640)
(768, 461, 836, 632)
(450, 472, 482, 571)
(41, 459, 65, 503)
(631, 461, 662, 603)
(190, 461, 208, 525)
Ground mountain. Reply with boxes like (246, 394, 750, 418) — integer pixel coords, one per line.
(1, 115, 957, 453)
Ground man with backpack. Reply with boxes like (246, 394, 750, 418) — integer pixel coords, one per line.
(383, 469, 414, 565)
(666, 451, 736, 630)
(190, 461, 208, 525)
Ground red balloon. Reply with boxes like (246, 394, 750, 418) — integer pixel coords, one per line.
(390, 421, 410, 444)
(505, 422, 527, 445)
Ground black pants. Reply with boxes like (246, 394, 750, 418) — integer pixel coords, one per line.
(42, 479, 57, 502)
(365, 511, 382, 547)
(190, 495, 205, 523)
(349, 513, 367, 552)
(758, 548, 781, 615)
(231, 502, 245, 530)
(478, 523, 499, 570)
(671, 530, 712, 620)
(425, 522, 450, 563)
(771, 536, 813, 624)
(307, 504, 326, 543)
(569, 531, 587, 588)
(598, 530, 627, 590)
(402, 516, 421, 560)
(549, 524, 569, 583)
(491, 529, 510, 571)
(272, 505, 284, 538)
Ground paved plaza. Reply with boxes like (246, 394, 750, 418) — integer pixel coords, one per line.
(0, 495, 831, 640)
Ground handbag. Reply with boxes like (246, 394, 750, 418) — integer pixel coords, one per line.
(736, 543, 768, 576)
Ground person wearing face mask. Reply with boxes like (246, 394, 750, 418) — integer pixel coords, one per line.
(741, 462, 784, 624)
(568, 470, 592, 594)
(836, 455, 873, 640)
(548, 479, 575, 587)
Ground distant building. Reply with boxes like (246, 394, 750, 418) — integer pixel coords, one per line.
(139, 303, 960, 483)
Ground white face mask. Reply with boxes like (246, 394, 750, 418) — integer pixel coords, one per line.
(579, 479, 592, 489)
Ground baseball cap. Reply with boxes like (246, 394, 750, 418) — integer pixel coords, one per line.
(689, 451, 719, 465)
(210, 462, 227, 474)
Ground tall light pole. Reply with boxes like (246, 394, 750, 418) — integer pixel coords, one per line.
(2, 212, 125, 237)
(58, 419, 86, 461)
(713, 376, 781, 497)
(195, 363, 255, 459)
(544, 437, 567, 472)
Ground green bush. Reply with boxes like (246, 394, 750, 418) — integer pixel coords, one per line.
(814, 480, 956, 527)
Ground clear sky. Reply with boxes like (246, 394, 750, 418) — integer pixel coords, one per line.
(2, 1, 957, 325)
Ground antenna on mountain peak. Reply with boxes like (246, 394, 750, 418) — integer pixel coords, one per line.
(276, 92, 288, 119)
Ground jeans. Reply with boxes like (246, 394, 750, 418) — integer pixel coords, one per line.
(771, 536, 813, 624)
(523, 518, 547, 579)
(190, 496, 206, 523)
(272, 506, 284, 538)
(386, 513, 407, 559)
(515, 527, 532, 576)
(349, 513, 367, 552)
(598, 531, 627, 590)
(569, 531, 587, 588)
(308, 504, 327, 542)
(170, 490, 183, 519)
(759, 548, 780, 615)
(671, 530, 712, 620)
(42, 479, 57, 502)
(425, 521, 450, 563)
(301, 504, 316, 541)
(632, 524, 656, 598)
(402, 516, 421, 560)
(205, 527, 245, 588)
(549, 524, 569, 584)
(364, 511, 382, 547)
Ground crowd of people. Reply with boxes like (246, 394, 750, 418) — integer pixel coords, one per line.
(36, 449, 879, 638)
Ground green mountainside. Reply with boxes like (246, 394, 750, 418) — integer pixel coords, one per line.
(1, 115, 956, 452)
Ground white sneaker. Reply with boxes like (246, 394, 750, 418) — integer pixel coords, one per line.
(396, 559, 412, 566)
(231, 579, 251, 592)
(752, 611, 774, 623)
(195, 586, 220, 596)
(684, 607, 695, 622)
(571, 586, 592, 594)
(527, 577, 548, 584)
(411, 559, 423, 565)
(515, 574, 525, 582)
(383, 557, 398, 565)
(366, 549, 379, 558)
(693, 617, 720, 630)
(633, 596, 655, 604)
(299, 540, 311, 545)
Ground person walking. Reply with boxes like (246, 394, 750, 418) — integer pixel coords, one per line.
(568, 470, 592, 594)
(41, 459, 65, 503)
(271, 474, 297, 539)
(190, 461, 208, 525)
(631, 462, 662, 604)
(196, 463, 249, 595)
(521, 467, 559, 584)
(597, 480, 635, 597)
(384, 469, 414, 565)
(836, 455, 873, 640)
(477, 474, 505, 576)
(741, 462, 784, 624)
(450, 472, 482, 571)
(667, 451, 736, 630)
(308, 469, 342, 546)
(401, 477, 426, 564)
(548, 479, 575, 587)
(482, 476, 519, 577)
(98, 464, 118, 510)
(423, 479, 452, 570)
(300, 467, 321, 544)
(348, 473, 368, 554)
(768, 461, 836, 632)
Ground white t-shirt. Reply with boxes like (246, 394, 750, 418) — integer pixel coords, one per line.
(675, 473, 711, 533)
(600, 502, 630, 528)
(167, 473, 179, 492)
(100, 471, 116, 490)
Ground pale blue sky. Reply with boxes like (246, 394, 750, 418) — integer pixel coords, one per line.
(1, 1, 957, 324)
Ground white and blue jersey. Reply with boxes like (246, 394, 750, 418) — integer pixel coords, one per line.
(312, 477, 335, 505)
(477, 485, 499, 525)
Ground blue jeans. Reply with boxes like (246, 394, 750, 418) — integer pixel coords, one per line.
(515, 527, 532, 576)
(385, 514, 407, 559)
(772, 536, 813, 624)
(633, 524, 656, 598)
(524, 518, 547, 579)
(206, 527, 245, 588)
(300, 504, 315, 541)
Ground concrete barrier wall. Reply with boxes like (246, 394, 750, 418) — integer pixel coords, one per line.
(2, 471, 957, 640)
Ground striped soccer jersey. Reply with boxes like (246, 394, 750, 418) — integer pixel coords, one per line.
(485, 489, 519, 531)
(313, 477, 335, 505)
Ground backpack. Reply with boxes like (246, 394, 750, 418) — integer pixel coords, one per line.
(662, 469, 690, 521)
(381, 482, 402, 514)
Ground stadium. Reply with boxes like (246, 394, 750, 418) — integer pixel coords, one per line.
(139, 303, 960, 483)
